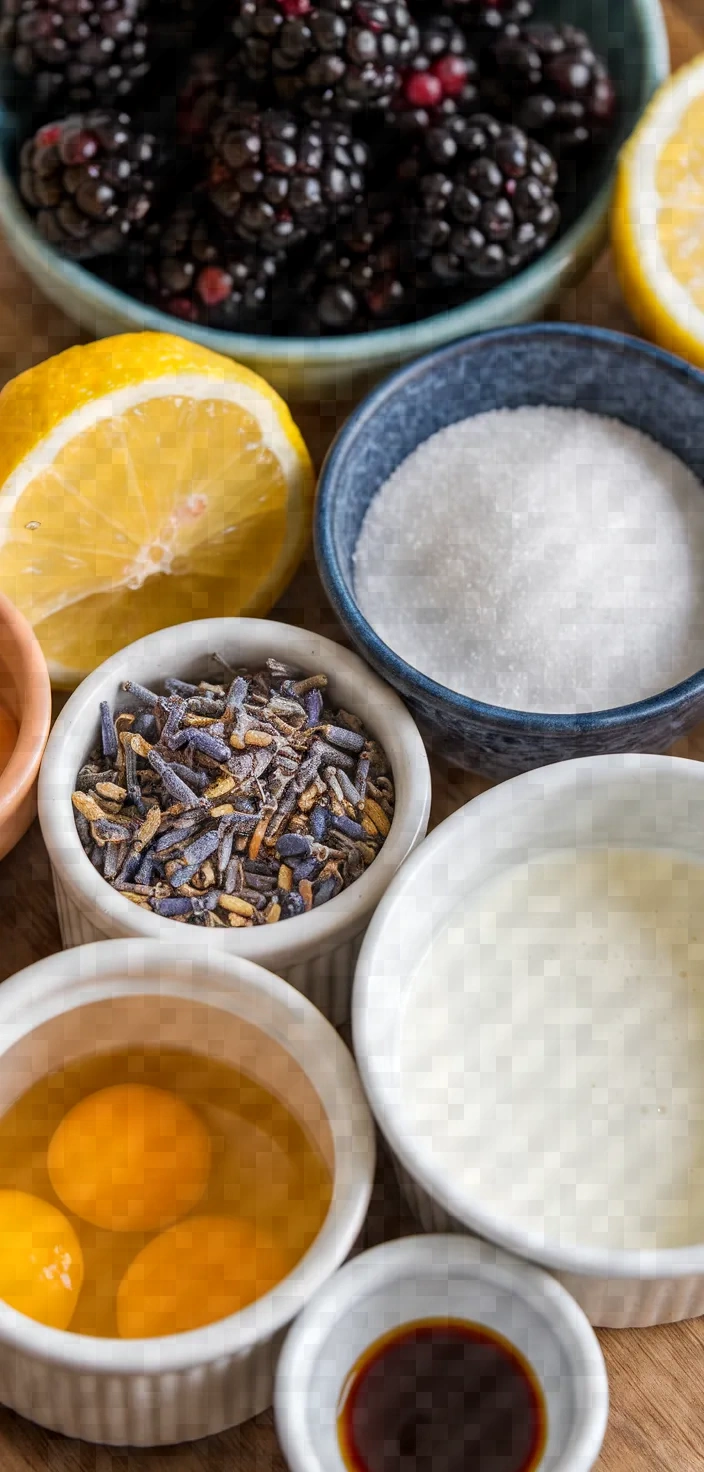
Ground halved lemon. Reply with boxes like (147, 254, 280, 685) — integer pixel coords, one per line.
(0, 333, 315, 686)
(612, 54, 704, 369)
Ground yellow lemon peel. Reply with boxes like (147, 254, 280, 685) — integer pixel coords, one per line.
(613, 55, 704, 369)
(0, 332, 314, 686)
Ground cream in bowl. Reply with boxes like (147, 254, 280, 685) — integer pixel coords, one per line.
(0, 938, 375, 1444)
(402, 845, 704, 1253)
(274, 1235, 608, 1472)
(354, 753, 704, 1327)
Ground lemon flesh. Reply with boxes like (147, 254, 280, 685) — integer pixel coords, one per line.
(612, 55, 704, 369)
(656, 93, 704, 310)
(0, 334, 314, 686)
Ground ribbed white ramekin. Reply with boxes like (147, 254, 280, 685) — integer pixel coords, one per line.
(275, 1235, 609, 1472)
(354, 754, 704, 1328)
(0, 939, 375, 1444)
(38, 619, 432, 1025)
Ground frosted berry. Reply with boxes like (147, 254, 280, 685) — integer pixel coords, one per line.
(0, 0, 151, 108)
(145, 197, 283, 327)
(205, 101, 368, 252)
(231, 0, 419, 117)
(390, 15, 479, 134)
(404, 112, 560, 290)
(483, 22, 617, 153)
(20, 108, 159, 258)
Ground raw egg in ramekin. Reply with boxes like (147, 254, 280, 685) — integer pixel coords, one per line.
(0, 938, 374, 1445)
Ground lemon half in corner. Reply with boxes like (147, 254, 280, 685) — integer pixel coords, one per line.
(612, 54, 704, 370)
(0, 333, 315, 686)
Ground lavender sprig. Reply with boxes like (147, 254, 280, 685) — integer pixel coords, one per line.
(72, 658, 394, 928)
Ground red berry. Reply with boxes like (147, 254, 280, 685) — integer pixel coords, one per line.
(196, 266, 234, 306)
(357, 4, 384, 33)
(590, 75, 617, 121)
(209, 158, 230, 187)
(432, 54, 469, 97)
(279, 0, 310, 14)
(61, 129, 99, 165)
(167, 296, 199, 321)
(405, 71, 443, 108)
(36, 124, 62, 149)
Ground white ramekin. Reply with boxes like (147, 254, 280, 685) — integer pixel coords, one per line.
(38, 619, 431, 1025)
(0, 938, 375, 1445)
(274, 1235, 609, 1472)
(354, 753, 704, 1329)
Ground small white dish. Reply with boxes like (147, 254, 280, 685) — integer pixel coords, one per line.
(37, 617, 431, 1024)
(0, 938, 375, 1445)
(274, 1235, 608, 1472)
(354, 753, 704, 1327)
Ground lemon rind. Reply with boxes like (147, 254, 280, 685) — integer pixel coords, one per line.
(0, 372, 314, 685)
(617, 55, 704, 351)
(0, 373, 307, 518)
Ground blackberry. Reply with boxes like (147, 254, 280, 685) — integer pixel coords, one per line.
(232, 0, 419, 118)
(291, 199, 407, 332)
(0, 0, 151, 109)
(206, 102, 368, 253)
(144, 0, 196, 52)
(176, 49, 257, 152)
(19, 108, 158, 258)
(405, 112, 559, 289)
(145, 198, 282, 327)
(483, 22, 617, 153)
(177, 48, 232, 146)
(389, 15, 479, 134)
(443, 0, 534, 46)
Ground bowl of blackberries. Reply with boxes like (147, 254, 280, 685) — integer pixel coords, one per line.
(0, 0, 669, 397)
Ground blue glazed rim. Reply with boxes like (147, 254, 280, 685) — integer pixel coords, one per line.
(0, 0, 669, 368)
(315, 322, 704, 734)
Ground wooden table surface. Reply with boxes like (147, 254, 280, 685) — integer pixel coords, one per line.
(2, 5, 704, 1466)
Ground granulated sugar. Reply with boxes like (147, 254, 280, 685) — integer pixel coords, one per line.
(353, 406, 704, 713)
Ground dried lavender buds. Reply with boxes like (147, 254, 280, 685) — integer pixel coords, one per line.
(71, 659, 395, 928)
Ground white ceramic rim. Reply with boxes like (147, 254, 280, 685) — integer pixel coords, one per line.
(0, 937, 376, 1373)
(37, 618, 432, 959)
(353, 752, 704, 1281)
(274, 1235, 609, 1472)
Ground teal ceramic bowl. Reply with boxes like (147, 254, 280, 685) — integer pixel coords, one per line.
(0, 0, 668, 402)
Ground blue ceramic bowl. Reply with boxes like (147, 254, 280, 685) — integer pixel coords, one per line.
(0, 0, 668, 402)
(315, 323, 704, 779)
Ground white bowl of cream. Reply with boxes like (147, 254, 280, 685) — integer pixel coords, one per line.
(353, 753, 704, 1328)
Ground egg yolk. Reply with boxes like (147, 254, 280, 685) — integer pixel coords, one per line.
(116, 1214, 293, 1338)
(0, 1189, 83, 1330)
(0, 703, 17, 777)
(47, 1083, 211, 1233)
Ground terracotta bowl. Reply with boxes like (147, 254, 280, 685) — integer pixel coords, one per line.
(0, 591, 51, 862)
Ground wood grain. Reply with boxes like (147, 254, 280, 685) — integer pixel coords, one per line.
(0, 5, 704, 1466)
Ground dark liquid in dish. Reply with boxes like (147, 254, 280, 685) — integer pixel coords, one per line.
(337, 1318, 547, 1472)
